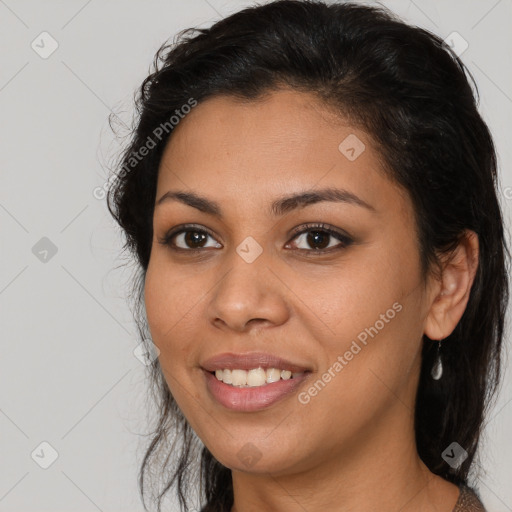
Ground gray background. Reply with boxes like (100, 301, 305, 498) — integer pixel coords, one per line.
(0, 0, 511, 510)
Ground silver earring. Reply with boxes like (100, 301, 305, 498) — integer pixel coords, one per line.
(431, 340, 443, 380)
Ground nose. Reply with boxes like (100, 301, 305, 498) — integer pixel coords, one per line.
(207, 251, 290, 333)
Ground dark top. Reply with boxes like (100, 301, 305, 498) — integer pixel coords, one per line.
(452, 485, 487, 511)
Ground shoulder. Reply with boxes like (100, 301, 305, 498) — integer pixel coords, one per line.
(452, 484, 487, 512)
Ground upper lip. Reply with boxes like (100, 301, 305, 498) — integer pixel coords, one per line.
(201, 352, 312, 373)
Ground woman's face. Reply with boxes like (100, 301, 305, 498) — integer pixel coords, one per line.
(144, 88, 436, 475)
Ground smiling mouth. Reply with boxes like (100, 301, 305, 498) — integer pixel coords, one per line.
(209, 367, 309, 387)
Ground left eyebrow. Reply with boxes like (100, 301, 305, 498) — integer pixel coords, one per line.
(155, 186, 376, 218)
(270, 187, 376, 216)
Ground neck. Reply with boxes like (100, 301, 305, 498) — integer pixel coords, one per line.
(229, 404, 459, 512)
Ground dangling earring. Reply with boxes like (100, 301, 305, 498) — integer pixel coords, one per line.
(431, 340, 443, 380)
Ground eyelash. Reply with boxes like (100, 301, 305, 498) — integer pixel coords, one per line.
(158, 223, 353, 255)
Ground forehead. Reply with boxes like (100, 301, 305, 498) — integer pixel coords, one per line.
(156, 88, 412, 222)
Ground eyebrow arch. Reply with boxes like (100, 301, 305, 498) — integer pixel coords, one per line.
(155, 187, 376, 218)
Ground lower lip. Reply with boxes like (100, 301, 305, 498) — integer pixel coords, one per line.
(203, 369, 311, 412)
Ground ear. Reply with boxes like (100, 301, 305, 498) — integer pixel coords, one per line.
(424, 230, 479, 341)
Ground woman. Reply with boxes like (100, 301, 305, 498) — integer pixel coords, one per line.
(107, 1, 508, 511)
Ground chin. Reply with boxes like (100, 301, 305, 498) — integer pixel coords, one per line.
(203, 435, 307, 475)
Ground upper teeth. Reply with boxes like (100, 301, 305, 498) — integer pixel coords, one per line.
(214, 367, 303, 387)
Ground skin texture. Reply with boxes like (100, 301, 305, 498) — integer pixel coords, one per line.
(144, 88, 479, 512)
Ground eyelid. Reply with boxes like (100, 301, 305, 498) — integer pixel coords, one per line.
(287, 222, 352, 242)
(158, 222, 353, 252)
(157, 223, 220, 247)
(285, 223, 354, 252)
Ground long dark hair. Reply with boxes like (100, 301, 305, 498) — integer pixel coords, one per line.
(106, 1, 509, 511)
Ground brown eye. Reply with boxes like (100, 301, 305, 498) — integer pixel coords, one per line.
(182, 230, 208, 249)
(305, 230, 331, 250)
(287, 224, 353, 253)
(159, 225, 222, 251)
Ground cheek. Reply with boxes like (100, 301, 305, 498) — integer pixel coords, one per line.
(144, 270, 168, 345)
(145, 253, 197, 329)
(297, 303, 422, 444)
(144, 263, 202, 408)
(303, 238, 423, 376)
(299, 253, 402, 336)
(144, 260, 196, 361)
